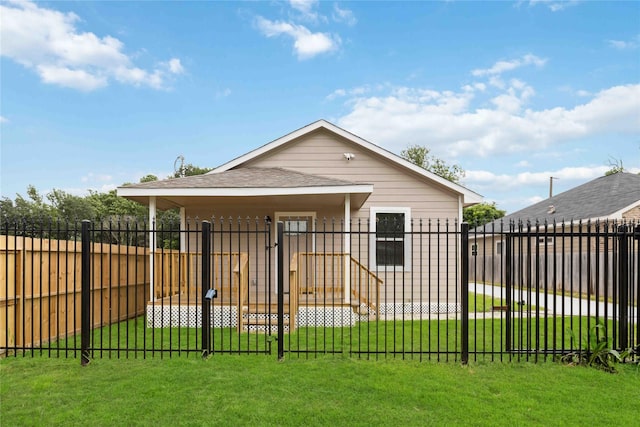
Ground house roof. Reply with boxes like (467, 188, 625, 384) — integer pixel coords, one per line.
(211, 119, 483, 206)
(480, 172, 640, 230)
(118, 167, 374, 209)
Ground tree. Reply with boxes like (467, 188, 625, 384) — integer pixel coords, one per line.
(400, 144, 465, 184)
(463, 202, 506, 228)
(172, 163, 213, 178)
(139, 174, 159, 183)
(605, 158, 624, 176)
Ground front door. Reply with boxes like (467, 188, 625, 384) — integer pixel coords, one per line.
(275, 212, 316, 294)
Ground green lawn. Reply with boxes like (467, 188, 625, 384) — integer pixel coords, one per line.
(31, 313, 619, 363)
(1, 355, 638, 426)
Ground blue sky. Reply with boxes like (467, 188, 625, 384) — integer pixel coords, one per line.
(1, 0, 639, 214)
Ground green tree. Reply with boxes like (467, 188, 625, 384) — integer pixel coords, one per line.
(400, 144, 465, 184)
(463, 202, 506, 228)
(172, 163, 213, 178)
(139, 174, 159, 183)
(604, 158, 624, 176)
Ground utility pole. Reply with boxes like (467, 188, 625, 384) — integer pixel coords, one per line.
(549, 177, 559, 198)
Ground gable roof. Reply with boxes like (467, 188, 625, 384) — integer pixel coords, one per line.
(211, 119, 483, 206)
(482, 172, 640, 230)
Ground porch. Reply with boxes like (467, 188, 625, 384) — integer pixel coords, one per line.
(146, 251, 382, 332)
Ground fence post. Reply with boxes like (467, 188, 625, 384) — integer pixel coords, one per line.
(505, 233, 512, 354)
(202, 221, 211, 358)
(277, 221, 284, 361)
(81, 220, 91, 366)
(460, 222, 469, 364)
(617, 225, 628, 351)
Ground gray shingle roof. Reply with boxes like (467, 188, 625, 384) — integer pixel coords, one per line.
(121, 167, 366, 189)
(481, 172, 640, 230)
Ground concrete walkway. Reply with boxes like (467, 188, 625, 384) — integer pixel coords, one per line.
(470, 283, 637, 322)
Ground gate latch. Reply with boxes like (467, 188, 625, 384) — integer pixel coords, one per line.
(205, 289, 217, 300)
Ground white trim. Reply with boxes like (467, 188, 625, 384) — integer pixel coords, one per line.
(179, 207, 187, 252)
(210, 120, 483, 206)
(369, 207, 412, 271)
(149, 197, 156, 302)
(610, 199, 640, 219)
(117, 184, 373, 198)
(344, 194, 351, 304)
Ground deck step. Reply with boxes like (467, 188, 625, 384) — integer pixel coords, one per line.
(244, 318, 287, 326)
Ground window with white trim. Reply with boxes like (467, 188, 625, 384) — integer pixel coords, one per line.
(496, 240, 504, 256)
(370, 207, 411, 270)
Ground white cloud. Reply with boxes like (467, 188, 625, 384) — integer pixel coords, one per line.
(332, 4, 357, 26)
(255, 16, 340, 59)
(81, 173, 114, 184)
(216, 88, 232, 98)
(466, 166, 609, 191)
(166, 58, 185, 74)
(287, 0, 326, 23)
(0, 1, 184, 91)
(337, 83, 640, 157)
(0, 116, 8, 124)
(608, 35, 639, 50)
(527, 0, 580, 12)
(289, 0, 317, 14)
(472, 54, 547, 77)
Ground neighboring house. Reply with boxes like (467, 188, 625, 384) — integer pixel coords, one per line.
(470, 172, 640, 293)
(118, 119, 482, 330)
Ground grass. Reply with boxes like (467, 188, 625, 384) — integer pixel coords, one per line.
(16, 314, 622, 368)
(1, 355, 639, 426)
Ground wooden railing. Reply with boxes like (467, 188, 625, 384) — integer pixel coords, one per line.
(235, 253, 250, 332)
(289, 252, 382, 322)
(289, 253, 301, 330)
(154, 252, 249, 303)
(350, 257, 382, 318)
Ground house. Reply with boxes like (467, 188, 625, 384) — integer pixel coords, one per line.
(470, 172, 640, 293)
(117, 119, 483, 330)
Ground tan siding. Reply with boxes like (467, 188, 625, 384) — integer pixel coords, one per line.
(176, 129, 463, 305)
(623, 205, 640, 220)
(242, 129, 460, 220)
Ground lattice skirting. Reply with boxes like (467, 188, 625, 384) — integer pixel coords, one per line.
(146, 302, 460, 328)
(378, 302, 460, 316)
(146, 305, 238, 328)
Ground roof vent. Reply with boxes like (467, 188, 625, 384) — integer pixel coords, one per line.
(547, 205, 556, 214)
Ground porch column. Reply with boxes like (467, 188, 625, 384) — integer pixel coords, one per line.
(179, 207, 187, 252)
(344, 193, 351, 304)
(149, 196, 156, 302)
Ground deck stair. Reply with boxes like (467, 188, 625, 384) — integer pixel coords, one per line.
(239, 303, 291, 333)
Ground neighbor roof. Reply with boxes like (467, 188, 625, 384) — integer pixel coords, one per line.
(211, 119, 483, 206)
(481, 172, 640, 230)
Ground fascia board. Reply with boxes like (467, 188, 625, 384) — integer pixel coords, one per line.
(117, 184, 374, 198)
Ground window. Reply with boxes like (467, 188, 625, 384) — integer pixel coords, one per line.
(496, 240, 504, 256)
(284, 220, 307, 235)
(370, 207, 411, 270)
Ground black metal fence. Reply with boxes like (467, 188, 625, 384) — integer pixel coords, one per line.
(1, 217, 638, 364)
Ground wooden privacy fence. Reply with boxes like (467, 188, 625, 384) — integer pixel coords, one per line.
(1, 236, 148, 350)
